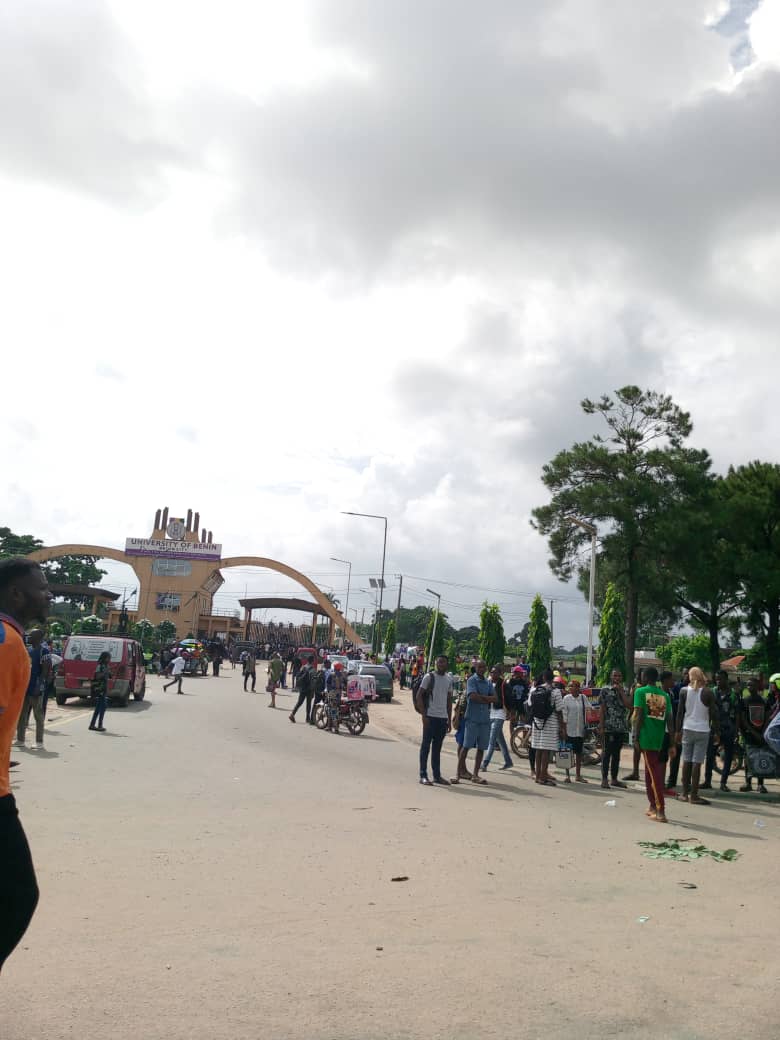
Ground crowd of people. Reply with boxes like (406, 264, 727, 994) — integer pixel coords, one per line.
(414, 654, 780, 826)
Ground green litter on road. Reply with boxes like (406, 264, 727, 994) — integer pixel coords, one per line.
(638, 839, 740, 863)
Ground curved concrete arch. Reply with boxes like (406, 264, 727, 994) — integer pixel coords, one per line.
(220, 556, 361, 646)
(27, 544, 134, 567)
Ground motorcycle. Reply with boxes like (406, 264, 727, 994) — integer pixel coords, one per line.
(314, 694, 369, 735)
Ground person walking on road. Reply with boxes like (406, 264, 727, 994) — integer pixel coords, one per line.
(289, 655, 316, 723)
(88, 651, 111, 731)
(0, 557, 52, 973)
(599, 669, 630, 789)
(633, 666, 676, 823)
(530, 671, 565, 786)
(242, 649, 257, 693)
(676, 666, 719, 805)
(15, 629, 49, 750)
(164, 653, 186, 694)
(416, 654, 453, 786)
(267, 653, 284, 709)
(481, 665, 513, 772)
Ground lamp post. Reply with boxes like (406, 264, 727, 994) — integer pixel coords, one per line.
(569, 518, 597, 686)
(329, 557, 352, 646)
(342, 511, 388, 648)
(426, 587, 441, 671)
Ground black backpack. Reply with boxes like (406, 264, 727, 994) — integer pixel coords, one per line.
(298, 667, 312, 695)
(412, 671, 434, 714)
(530, 685, 554, 728)
(314, 670, 326, 695)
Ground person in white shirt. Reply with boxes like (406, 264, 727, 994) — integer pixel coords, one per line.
(562, 680, 589, 783)
(164, 653, 186, 694)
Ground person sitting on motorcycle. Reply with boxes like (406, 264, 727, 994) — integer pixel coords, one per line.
(740, 678, 769, 794)
(325, 661, 347, 733)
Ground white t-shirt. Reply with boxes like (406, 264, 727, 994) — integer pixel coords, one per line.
(420, 672, 453, 719)
(170, 656, 186, 676)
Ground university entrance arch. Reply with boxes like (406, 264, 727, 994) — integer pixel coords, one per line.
(27, 522, 359, 646)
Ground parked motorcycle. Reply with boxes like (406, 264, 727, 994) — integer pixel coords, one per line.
(314, 695, 369, 735)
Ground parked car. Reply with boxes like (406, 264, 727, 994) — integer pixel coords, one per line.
(355, 662, 393, 703)
(328, 654, 350, 671)
(56, 635, 146, 707)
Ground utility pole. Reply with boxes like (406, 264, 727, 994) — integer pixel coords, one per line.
(395, 574, 403, 632)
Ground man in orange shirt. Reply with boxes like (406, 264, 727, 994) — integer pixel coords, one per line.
(0, 558, 52, 973)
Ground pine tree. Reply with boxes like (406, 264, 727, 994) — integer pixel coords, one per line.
(478, 602, 506, 668)
(596, 582, 627, 685)
(526, 595, 551, 678)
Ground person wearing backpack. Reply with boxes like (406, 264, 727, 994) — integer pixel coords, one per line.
(416, 654, 453, 786)
(530, 669, 566, 786)
(289, 655, 316, 723)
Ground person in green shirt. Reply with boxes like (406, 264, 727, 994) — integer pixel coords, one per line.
(267, 653, 284, 709)
(633, 666, 676, 823)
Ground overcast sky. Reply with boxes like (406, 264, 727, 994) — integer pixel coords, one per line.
(3, 0, 780, 646)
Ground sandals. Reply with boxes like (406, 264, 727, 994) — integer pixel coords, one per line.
(575, 777, 589, 784)
(471, 775, 488, 785)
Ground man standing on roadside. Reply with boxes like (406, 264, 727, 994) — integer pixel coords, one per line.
(417, 654, 453, 786)
(455, 659, 495, 784)
(15, 629, 49, 750)
(0, 558, 52, 972)
(599, 668, 630, 790)
(289, 655, 315, 723)
(633, 666, 676, 823)
(704, 671, 738, 792)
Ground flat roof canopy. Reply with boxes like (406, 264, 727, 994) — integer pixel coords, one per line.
(239, 597, 325, 614)
(48, 583, 120, 601)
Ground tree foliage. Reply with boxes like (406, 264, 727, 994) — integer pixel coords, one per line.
(596, 582, 627, 684)
(656, 634, 712, 674)
(532, 386, 711, 679)
(133, 619, 155, 647)
(383, 619, 397, 658)
(526, 595, 551, 676)
(444, 636, 458, 664)
(478, 602, 506, 667)
(425, 609, 448, 662)
(157, 620, 177, 644)
(72, 614, 103, 634)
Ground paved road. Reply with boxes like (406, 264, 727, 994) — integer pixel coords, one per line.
(4, 668, 779, 1040)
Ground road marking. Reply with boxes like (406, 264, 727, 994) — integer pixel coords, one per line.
(47, 709, 92, 727)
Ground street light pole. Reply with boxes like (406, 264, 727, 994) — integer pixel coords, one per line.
(425, 588, 441, 671)
(342, 511, 388, 648)
(569, 518, 598, 686)
(329, 557, 352, 646)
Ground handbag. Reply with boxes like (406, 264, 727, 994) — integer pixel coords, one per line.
(556, 743, 574, 770)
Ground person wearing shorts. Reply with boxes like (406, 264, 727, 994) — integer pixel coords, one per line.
(455, 660, 495, 784)
(675, 666, 719, 805)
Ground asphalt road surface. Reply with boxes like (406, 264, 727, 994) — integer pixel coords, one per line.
(4, 667, 779, 1040)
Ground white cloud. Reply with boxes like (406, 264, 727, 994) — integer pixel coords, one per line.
(1, 1, 779, 648)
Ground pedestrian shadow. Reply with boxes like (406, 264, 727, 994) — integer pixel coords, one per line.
(13, 746, 59, 760)
(114, 700, 152, 713)
(667, 818, 765, 842)
(92, 732, 129, 739)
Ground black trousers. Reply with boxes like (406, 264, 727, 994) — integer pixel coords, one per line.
(292, 689, 313, 721)
(705, 730, 735, 785)
(243, 671, 256, 691)
(0, 794, 39, 973)
(601, 732, 625, 782)
(419, 717, 447, 779)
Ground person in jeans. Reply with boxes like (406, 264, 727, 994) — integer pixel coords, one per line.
(88, 651, 111, 731)
(675, 666, 719, 805)
(0, 558, 52, 972)
(633, 666, 676, 823)
(289, 655, 315, 723)
(599, 668, 630, 789)
(481, 665, 513, 771)
(417, 655, 453, 786)
(455, 660, 496, 784)
(660, 671, 682, 793)
(704, 670, 737, 792)
(15, 629, 49, 750)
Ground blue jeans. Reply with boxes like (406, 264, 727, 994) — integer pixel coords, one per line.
(90, 695, 107, 729)
(483, 718, 512, 768)
(419, 717, 447, 780)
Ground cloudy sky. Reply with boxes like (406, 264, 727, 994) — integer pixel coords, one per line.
(3, 0, 780, 646)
